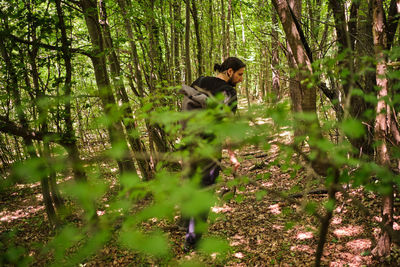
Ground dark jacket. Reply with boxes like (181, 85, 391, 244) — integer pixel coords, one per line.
(191, 76, 238, 113)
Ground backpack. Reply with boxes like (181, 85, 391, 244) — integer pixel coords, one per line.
(180, 84, 212, 111)
(180, 76, 237, 111)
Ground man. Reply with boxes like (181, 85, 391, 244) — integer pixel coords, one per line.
(183, 57, 246, 251)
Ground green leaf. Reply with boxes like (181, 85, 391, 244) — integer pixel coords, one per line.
(198, 236, 230, 255)
(255, 190, 267, 200)
(120, 230, 169, 257)
(284, 222, 295, 230)
(341, 118, 365, 138)
(305, 201, 317, 214)
(180, 189, 215, 217)
(324, 199, 336, 212)
(235, 194, 244, 203)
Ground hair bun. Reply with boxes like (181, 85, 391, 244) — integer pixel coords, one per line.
(213, 63, 222, 72)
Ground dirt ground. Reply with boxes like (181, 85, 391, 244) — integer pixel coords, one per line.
(1, 143, 400, 266)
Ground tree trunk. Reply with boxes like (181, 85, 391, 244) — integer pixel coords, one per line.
(161, 1, 172, 82)
(143, 0, 170, 155)
(185, 0, 192, 84)
(272, 0, 315, 114)
(55, 0, 87, 183)
(80, 0, 136, 174)
(209, 0, 214, 71)
(100, 0, 152, 180)
(173, 0, 182, 84)
(0, 35, 58, 226)
(117, 0, 145, 97)
(371, 0, 394, 258)
(226, 0, 232, 57)
(239, 0, 250, 108)
(26, 13, 59, 225)
(191, 0, 203, 76)
(271, 7, 281, 102)
(221, 0, 226, 59)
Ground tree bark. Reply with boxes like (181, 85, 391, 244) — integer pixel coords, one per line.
(0, 35, 59, 226)
(173, 0, 182, 84)
(26, 7, 59, 225)
(55, 0, 87, 183)
(239, 0, 250, 108)
(273, 0, 316, 114)
(185, 0, 192, 84)
(117, 0, 145, 97)
(80, 0, 136, 174)
(271, 7, 281, 102)
(226, 0, 232, 57)
(221, 0, 226, 59)
(191, 0, 203, 76)
(208, 0, 214, 71)
(371, 0, 394, 258)
(100, 0, 152, 180)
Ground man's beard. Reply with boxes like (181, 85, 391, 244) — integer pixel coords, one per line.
(227, 76, 236, 87)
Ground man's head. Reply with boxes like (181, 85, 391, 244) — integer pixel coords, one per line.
(214, 57, 246, 87)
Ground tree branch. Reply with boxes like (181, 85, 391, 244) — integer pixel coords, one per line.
(0, 116, 63, 144)
(1, 32, 92, 58)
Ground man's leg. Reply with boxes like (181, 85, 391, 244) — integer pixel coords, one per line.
(184, 160, 221, 251)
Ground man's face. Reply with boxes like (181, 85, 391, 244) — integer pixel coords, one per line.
(227, 67, 245, 87)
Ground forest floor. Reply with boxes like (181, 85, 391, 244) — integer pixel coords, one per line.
(1, 105, 400, 266)
(1, 141, 400, 266)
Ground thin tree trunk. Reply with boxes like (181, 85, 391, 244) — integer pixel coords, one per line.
(239, 0, 250, 108)
(100, 0, 152, 180)
(226, 0, 232, 57)
(371, 0, 394, 257)
(191, 0, 203, 76)
(161, 1, 172, 82)
(0, 36, 61, 224)
(209, 0, 214, 71)
(173, 0, 182, 84)
(26, 14, 58, 225)
(271, 7, 281, 102)
(263, 45, 270, 100)
(272, 0, 315, 114)
(117, 0, 145, 97)
(55, 0, 87, 183)
(221, 0, 226, 59)
(80, 0, 136, 174)
(185, 0, 192, 84)
(143, 0, 170, 155)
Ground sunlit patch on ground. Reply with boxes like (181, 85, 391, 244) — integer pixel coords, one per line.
(211, 204, 233, 214)
(374, 216, 382, 222)
(345, 239, 371, 254)
(333, 225, 363, 238)
(329, 253, 372, 267)
(290, 244, 314, 254)
(268, 204, 281, 215)
(96, 210, 105, 216)
(260, 181, 274, 188)
(35, 193, 43, 201)
(16, 181, 41, 189)
(272, 224, 283, 230)
(331, 216, 342, 225)
(0, 205, 44, 222)
(229, 234, 248, 247)
(250, 117, 273, 126)
(233, 252, 245, 258)
(296, 231, 313, 240)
